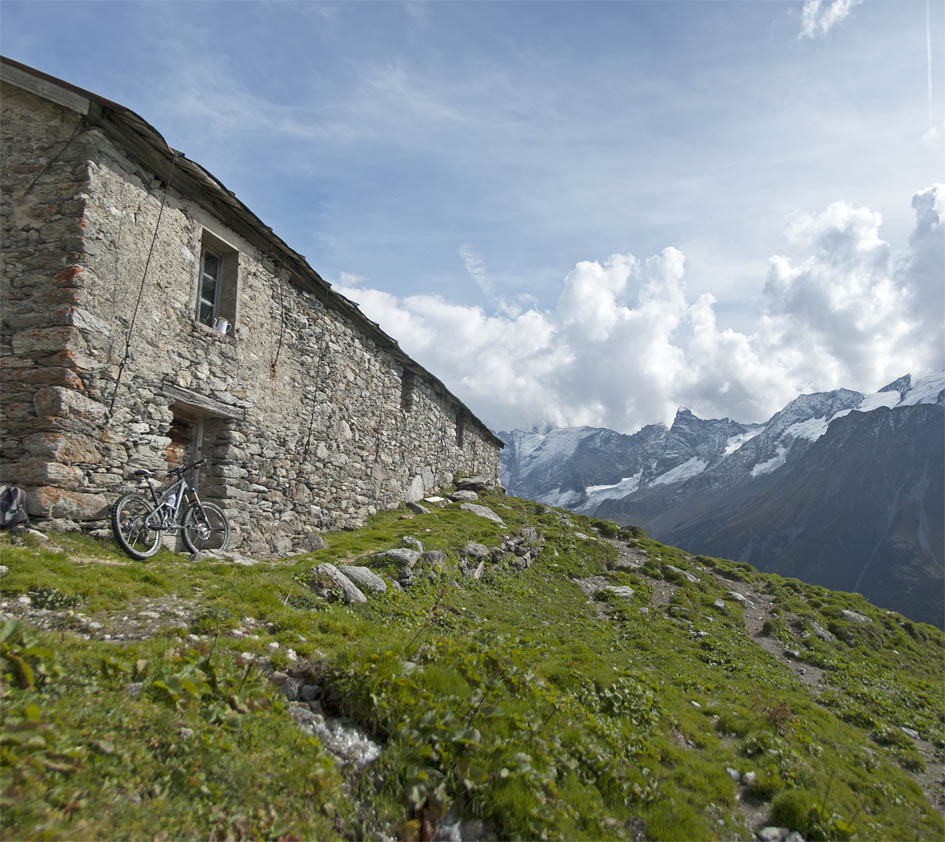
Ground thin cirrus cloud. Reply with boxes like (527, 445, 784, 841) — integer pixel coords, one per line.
(799, 0, 864, 38)
(336, 185, 945, 434)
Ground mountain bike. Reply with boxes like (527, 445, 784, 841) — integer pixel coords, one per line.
(111, 459, 230, 560)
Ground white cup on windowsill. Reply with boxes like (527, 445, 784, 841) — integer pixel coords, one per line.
(212, 317, 230, 335)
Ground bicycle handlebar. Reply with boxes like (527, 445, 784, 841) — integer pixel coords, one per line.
(169, 459, 206, 477)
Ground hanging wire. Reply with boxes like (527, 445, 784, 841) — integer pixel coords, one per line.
(106, 152, 180, 420)
(25, 121, 83, 195)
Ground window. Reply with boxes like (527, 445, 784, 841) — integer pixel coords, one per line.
(195, 230, 239, 330)
(456, 412, 465, 448)
(197, 248, 222, 326)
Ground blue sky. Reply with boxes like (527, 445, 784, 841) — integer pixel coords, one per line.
(3, 1, 944, 432)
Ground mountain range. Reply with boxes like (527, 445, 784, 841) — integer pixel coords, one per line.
(499, 372, 945, 627)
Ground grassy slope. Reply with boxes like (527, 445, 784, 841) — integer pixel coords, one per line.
(1, 489, 942, 841)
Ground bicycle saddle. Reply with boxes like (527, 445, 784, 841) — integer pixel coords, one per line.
(134, 469, 154, 478)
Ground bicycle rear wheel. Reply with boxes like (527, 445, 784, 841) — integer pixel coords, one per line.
(182, 502, 230, 553)
(111, 494, 162, 559)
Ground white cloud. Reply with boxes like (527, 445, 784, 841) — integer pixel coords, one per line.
(799, 0, 864, 38)
(335, 186, 945, 433)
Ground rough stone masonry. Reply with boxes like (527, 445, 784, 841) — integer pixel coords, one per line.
(0, 57, 502, 555)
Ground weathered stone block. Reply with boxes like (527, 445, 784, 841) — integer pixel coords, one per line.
(22, 431, 101, 463)
(0, 365, 85, 391)
(12, 326, 88, 355)
(458, 503, 505, 525)
(27, 486, 108, 519)
(340, 565, 387, 593)
(9, 458, 84, 487)
(33, 386, 107, 425)
(309, 563, 367, 604)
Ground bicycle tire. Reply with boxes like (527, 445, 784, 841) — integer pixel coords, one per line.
(182, 502, 230, 554)
(111, 494, 162, 559)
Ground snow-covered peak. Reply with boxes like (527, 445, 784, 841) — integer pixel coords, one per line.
(900, 371, 945, 406)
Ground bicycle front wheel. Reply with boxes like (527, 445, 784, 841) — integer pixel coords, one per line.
(111, 494, 162, 559)
(182, 502, 230, 553)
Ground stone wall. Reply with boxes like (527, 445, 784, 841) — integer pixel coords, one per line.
(1, 83, 501, 554)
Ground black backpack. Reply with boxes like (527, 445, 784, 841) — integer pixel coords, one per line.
(0, 486, 29, 530)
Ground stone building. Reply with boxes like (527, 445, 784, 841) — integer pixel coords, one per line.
(0, 57, 502, 554)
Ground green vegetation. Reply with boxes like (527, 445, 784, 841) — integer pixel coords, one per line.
(2, 490, 943, 841)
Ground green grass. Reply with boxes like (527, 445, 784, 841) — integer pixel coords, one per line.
(2, 492, 943, 841)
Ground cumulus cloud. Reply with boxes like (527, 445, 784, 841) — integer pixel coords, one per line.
(335, 186, 945, 433)
(799, 0, 864, 38)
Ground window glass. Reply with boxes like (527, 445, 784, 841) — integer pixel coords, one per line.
(198, 248, 221, 325)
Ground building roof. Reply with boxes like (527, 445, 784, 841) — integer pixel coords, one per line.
(1, 55, 503, 449)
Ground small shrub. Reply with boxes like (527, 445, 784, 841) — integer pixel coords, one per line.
(591, 519, 618, 539)
(716, 710, 753, 737)
(897, 750, 926, 772)
(27, 586, 80, 610)
(749, 771, 784, 801)
(770, 788, 815, 833)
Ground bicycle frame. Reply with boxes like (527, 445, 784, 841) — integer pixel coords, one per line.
(139, 461, 206, 531)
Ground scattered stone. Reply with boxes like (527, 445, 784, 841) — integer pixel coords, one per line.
(757, 828, 788, 842)
(269, 671, 289, 685)
(310, 563, 367, 605)
(784, 649, 801, 660)
(449, 490, 479, 502)
(340, 565, 388, 593)
(742, 771, 757, 786)
(125, 682, 143, 699)
(455, 476, 492, 491)
(0, 566, 7, 578)
(900, 726, 920, 740)
(288, 704, 381, 770)
(725, 766, 739, 781)
(374, 548, 421, 568)
(191, 549, 258, 566)
(26, 528, 49, 541)
(808, 620, 835, 642)
(463, 542, 490, 560)
(421, 550, 447, 571)
(574, 576, 611, 597)
(282, 677, 304, 701)
(424, 496, 446, 503)
(784, 833, 805, 842)
(841, 609, 872, 624)
(401, 536, 424, 552)
(726, 590, 747, 604)
(665, 564, 699, 584)
(458, 503, 504, 525)
(713, 599, 726, 609)
(604, 586, 634, 598)
(472, 561, 485, 580)
(639, 607, 649, 616)
(575, 532, 593, 541)
(299, 684, 320, 702)
(434, 810, 495, 842)
(302, 533, 326, 552)
(406, 502, 430, 514)
(520, 526, 539, 545)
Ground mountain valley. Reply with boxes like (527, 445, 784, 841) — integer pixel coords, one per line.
(500, 372, 945, 627)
